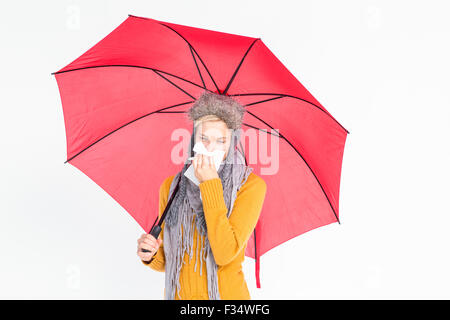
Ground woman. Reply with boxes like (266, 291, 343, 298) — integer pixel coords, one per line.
(137, 90, 267, 300)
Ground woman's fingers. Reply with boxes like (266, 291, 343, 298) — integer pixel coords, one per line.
(192, 154, 198, 170)
(208, 155, 213, 167)
(200, 154, 213, 168)
(139, 252, 153, 261)
(142, 235, 155, 245)
(140, 242, 156, 252)
(137, 233, 162, 262)
(202, 154, 207, 167)
(137, 234, 160, 252)
(193, 154, 215, 169)
(202, 155, 212, 169)
(192, 154, 216, 184)
(138, 249, 154, 261)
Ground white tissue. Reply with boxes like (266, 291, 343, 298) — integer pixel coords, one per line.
(183, 142, 225, 186)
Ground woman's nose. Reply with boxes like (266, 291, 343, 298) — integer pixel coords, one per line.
(206, 143, 220, 153)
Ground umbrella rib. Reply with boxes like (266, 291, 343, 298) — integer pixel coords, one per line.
(64, 101, 195, 164)
(152, 70, 196, 100)
(222, 38, 261, 95)
(231, 92, 350, 134)
(156, 111, 186, 113)
(51, 65, 213, 95)
(244, 109, 341, 224)
(243, 95, 285, 107)
(241, 122, 281, 137)
(189, 45, 206, 89)
(157, 22, 221, 94)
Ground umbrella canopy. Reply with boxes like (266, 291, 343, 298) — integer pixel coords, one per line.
(52, 14, 349, 289)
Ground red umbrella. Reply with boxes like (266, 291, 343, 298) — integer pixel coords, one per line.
(52, 14, 349, 289)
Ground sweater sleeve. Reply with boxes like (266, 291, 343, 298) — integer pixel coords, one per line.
(198, 174, 267, 266)
(141, 175, 175, 272)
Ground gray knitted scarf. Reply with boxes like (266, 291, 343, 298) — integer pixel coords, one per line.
(163, 129, 253, 300)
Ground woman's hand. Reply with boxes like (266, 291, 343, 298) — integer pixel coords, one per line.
(137, 233, 162, 262)
(192, 154, 219, 184)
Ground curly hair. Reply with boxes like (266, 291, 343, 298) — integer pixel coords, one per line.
(186, 90, 246, 130)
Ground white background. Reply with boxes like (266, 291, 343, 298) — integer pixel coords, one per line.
(1, 0, 449, 299)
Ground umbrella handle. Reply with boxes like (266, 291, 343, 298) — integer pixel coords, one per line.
(140, 171, 183, 254)
(140, 225, 162, 253)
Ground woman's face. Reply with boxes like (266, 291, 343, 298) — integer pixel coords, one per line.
(194, 120, 232, 161)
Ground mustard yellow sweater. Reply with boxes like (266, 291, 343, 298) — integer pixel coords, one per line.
(142, 172, 267, 300)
